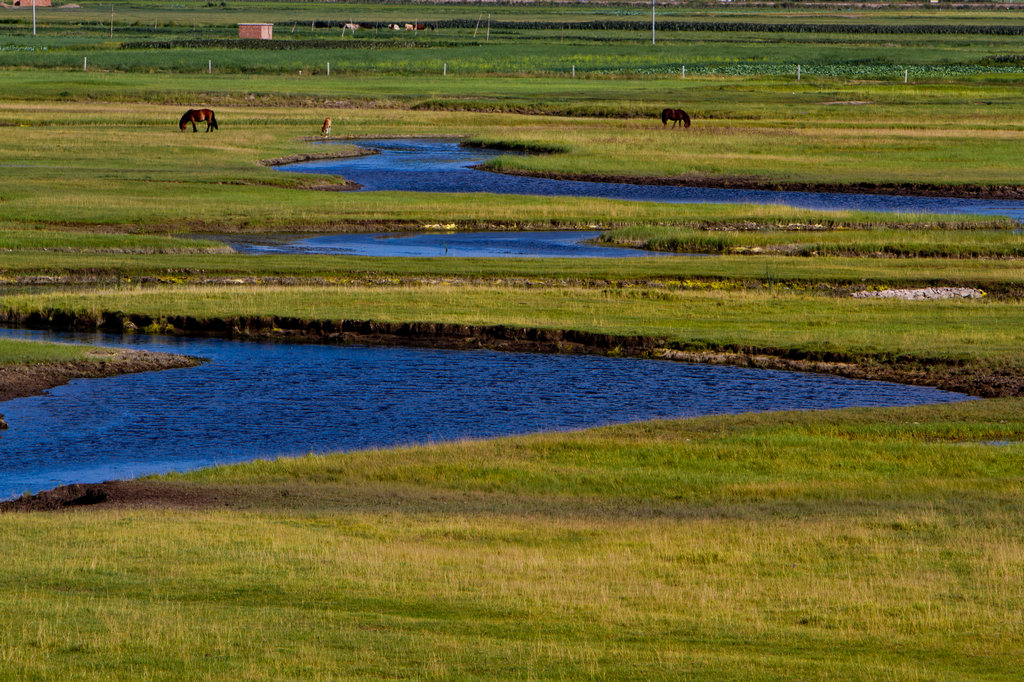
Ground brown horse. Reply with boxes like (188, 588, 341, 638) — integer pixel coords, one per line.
(179, 108, 218, 132)
(661, 108, 691, 129)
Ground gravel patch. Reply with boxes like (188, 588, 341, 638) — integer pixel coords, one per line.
(851, 287, 985, 300)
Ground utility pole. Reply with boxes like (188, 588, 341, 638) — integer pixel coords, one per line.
(652, 0, 656, 45)
(32, 0, 36, 36)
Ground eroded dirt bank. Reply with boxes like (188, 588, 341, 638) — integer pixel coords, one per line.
(0, 348, 202, 402)
(0, 480, 230, 512)
(0, 309, 1018, 399)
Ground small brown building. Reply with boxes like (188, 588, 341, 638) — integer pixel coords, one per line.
(238, 23, 272, 40)
(13, 0, 53, 6)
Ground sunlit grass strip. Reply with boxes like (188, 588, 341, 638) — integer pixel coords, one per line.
(173, 399, 1024, 502)
(0, 230, 229, 254)
(601, 225, 1024, 258)
(0, 338, 94, 365)
(5, 284, 1023, 362)
(6, 252, 1024, 290)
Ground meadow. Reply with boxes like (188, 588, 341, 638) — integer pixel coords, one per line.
(0, 337, 99, 365)
(2, 400, 1024, 679)
(2, 2, 1024, 678)
(1, 98, 1023, 235)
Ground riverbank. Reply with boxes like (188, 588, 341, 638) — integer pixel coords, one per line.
(0, 308, 1015, 398)
(486, 167, 1024, 201)
(0, 348, 202, 402)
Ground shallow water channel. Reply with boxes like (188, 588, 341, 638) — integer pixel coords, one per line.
(0, 328, 971, 499)
(281, 137, 1024, 221)
(226, 230, 669, 258)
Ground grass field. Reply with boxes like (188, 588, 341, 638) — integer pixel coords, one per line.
(2, 400, 1023, 679)
(1, 284, 1015, 363)
(0, 337, 97, 365)
(0, 98, 1022, 236)
(3, 2, 1024, 678)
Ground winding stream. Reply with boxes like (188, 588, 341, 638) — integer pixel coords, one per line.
(3, 139, 997, 497)
(0, 328, 970, 499)
(281, 138, 1024, 221)
(226, 230, 670, 258)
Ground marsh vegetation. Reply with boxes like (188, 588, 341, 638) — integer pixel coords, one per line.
(2, 2, 1024, 678)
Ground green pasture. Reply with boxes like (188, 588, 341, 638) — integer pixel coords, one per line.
(0, 337, 95, 365)
(6, 1, 1024, 81)
(1, 98, 1023, 238)
(6, 249, 1024, 288)
(4, 284, 1018, 366)
(601, 224, 1024, 258)
(3, 4, 1024, 678)
(0, 229, 229, 253)
(2, 399, 1023, 679)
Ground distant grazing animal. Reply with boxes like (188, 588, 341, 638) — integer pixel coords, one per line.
(404, 23, 414, 30)
(343, 23, 359, 31)
(661, 108, 691, 129)
(179, 108, 218, 133)
(321, 117, 332, 137)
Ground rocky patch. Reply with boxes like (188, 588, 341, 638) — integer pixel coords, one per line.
(851, 287, 985, 300)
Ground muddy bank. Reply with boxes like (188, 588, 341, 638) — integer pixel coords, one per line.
(0, 308, 1018, 398)
(486, 167, 1024, 201)
(0, 348, 202, 403)
(0, 480, 229, 513)
(258, 145, 375, 169)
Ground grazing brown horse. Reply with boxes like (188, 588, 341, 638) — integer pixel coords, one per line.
(321, 117, 332, 136)
(179, 108, 218, 132)
(661, 108, 691, 129)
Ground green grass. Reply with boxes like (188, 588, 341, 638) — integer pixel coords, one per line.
(5, 284, 1020, 364)
(9, 1, 1024, 82)
(11, 242, 1024, 293)
(600, 224, 1024, 258)
(0, 99, 1022, 237)
(3, 4, 1024, 678)
(2, 400, 1023, 679)
(0, 229, 230, 253)
(0, 337, 95, 365)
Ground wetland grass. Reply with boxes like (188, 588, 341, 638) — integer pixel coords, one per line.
(2, 400, 1023, 679)
(0, 338, 95, 365)
(600, 224, 1024, 258)
(4, 6, 1024, 676)
(3, 94, 1024, 236)
(5, 283, 1021, 365)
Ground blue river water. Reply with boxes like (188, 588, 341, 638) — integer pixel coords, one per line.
(280, 137, 1024, 221)
(226, 230, 670, 258)
(0, 328, 971, 499)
